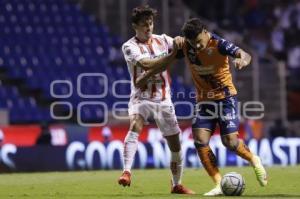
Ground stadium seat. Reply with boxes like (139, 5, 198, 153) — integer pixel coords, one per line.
(0, 0, 192, 123)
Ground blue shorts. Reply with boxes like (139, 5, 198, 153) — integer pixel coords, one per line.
(192, 96, 239, 135)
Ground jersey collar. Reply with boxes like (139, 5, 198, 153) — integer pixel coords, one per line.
(135, 36, 153, 45)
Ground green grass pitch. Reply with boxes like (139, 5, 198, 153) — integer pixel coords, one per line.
(0, 166, 299, 199)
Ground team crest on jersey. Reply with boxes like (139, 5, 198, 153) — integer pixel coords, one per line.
(169, 105, 174, 113)
(125, 48, 131, 55)
(206, 48, 213, 56)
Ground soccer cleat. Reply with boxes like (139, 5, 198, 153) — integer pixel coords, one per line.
(118, 171, 131, 187)
(203, 184, 223, 196)
(171, 184, 195, 194)
(252, 155, 268, 186)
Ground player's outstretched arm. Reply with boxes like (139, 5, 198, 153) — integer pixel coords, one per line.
(136, 48, 178, 71)
(135, 53, 176, 88)
(233, 49, 252, 70)
(135, 62, 169, 88)
(136, 36, 183, 71)
(135, 38, 183, 88)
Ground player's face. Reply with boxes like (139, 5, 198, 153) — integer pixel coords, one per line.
(133, 17, 154, 42)
(187, 30, 210, 51)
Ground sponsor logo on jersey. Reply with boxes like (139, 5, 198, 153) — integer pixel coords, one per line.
(206, 48, 213, 55)
(192, 64, 215, 75)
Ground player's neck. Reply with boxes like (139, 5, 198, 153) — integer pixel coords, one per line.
(135, 35, 152, 44)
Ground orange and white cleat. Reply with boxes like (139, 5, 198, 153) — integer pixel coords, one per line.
(118, 171, 131, 187)
(171, 184, 195, 194)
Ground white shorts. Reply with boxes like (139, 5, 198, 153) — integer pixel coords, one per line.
(128, 99, 181, 136)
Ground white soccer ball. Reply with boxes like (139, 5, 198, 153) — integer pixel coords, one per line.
(221, 172, 245, 196)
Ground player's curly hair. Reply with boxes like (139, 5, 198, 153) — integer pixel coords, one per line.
(131, 5, 157, 24)
(182, 18, 207, 40)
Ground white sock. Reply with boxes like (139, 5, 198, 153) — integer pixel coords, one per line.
(123, 131, 139, 172)
(170, 150, 183, 186)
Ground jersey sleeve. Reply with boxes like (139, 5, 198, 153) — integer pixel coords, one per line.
(161, 34, 184, 59)
(122, 43, 148, 65)
(216, 36, 240, 57)
(161, 34, 174, 51)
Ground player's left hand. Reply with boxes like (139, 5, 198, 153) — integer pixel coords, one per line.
(135, 71, 147, 88)
(233, 58, 248, 70)
(233, 49, 251, 70)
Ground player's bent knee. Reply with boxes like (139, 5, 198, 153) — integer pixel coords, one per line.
(193, 129, 211, 149)
(165, 134, 181, 152)
(222, 137, 239, 151)
(130, 124, 143, 133)
(194, 140, 209, 149)
(169, 145, 181, 152)
(130, 119, 143, 133)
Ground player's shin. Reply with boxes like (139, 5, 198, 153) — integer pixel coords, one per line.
(170, 150, 183, 186)
(194, 141, 222, 184)
(233, 139, 253, 162)
(123, 131, 139, 172)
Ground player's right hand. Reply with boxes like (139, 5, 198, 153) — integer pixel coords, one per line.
(173, 36, 185, 50)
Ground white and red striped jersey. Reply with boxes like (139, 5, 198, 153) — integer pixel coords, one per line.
(122, 34, 173, 103)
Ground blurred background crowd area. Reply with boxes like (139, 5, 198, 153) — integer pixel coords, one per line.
(0, 0, 299, 139)
(184, 0, 300, 70)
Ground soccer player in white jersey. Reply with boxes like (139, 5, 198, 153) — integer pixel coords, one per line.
(117, 5, 194, 194)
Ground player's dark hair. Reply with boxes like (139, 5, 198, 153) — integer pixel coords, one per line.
(182, 18, 207, 40)
(131, 5, 157, 24)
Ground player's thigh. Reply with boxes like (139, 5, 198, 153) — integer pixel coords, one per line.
(128, 100, 152, 126)
(218, 96, 239, 135)
(154, 103, 181, 137)
(192, 101, 218, 138)
(128, 100, 153, 132)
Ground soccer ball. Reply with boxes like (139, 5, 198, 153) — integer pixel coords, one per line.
(221, 172, 245, 196)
